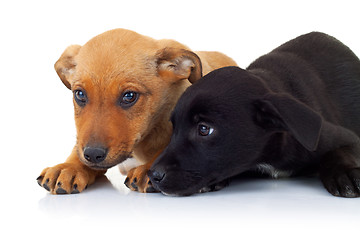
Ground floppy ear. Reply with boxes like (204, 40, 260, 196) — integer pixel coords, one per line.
(54, 45, 81, 90)
(156, 48, 202, 84)
(253, 93, 322, 151)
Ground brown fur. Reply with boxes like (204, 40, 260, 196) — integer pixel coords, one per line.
(37, 28, 237, 194)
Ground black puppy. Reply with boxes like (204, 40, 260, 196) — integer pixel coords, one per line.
(148, 32, 360, 197)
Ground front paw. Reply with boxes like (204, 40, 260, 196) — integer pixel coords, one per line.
(321, 168, 360, 198)
(124, 165, 158, 193)
(37, 163, 100, 194)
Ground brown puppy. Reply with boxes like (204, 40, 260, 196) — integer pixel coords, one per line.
(37, 28, 237, 194)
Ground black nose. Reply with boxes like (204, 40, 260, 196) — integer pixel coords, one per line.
(148, 169, 166, 183)
(83, 147, 108, 163)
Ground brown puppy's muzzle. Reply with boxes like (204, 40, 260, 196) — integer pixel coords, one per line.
(77, 140, 132, 170)
(75, 101, 136, 170)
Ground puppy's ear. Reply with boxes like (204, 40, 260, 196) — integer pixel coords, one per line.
(156, 48, 202, 84)
(254, 93, 322, 151)
(54, 45, 81, 90)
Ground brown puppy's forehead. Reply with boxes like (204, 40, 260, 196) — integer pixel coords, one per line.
(74, 29, 159, 82)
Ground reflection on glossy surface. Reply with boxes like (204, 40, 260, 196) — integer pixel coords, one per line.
(38, 167, 360, 222)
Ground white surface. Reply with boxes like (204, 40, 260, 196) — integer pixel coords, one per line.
(5, 167, 360, 239)
(1, 1, 360, 239)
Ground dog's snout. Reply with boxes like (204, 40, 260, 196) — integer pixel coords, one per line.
(148, 169, 166, 183)
(83, 147, 108, 163)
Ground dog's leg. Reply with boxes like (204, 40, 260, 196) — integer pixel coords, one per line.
(124, 161, 157, 193)
(124, 151, 163, 193)
(319, 122, 360, 197)
(37, 146, 105, 194)
(320, 147, 360, 198)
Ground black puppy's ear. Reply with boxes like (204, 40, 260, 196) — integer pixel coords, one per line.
(254, 93, 322, 151)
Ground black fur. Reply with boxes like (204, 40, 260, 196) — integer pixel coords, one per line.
(148, 32, 360, 197)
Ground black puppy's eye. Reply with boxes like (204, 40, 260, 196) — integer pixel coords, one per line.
(74, 90, 88, 106)
(120, 91, 139, 108)
(198, 124, 214, 136)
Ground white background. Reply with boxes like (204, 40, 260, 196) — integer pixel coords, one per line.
(1, 0, 359, 239)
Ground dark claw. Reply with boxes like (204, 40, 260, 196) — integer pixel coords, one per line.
(337, 173, 356, 197)
(43, 178, 50, 191)
(124, 177, 130, 188)
(71, 183, 80, 194)
(331, 186, 340, 197)
(323, 177, 340, 196)
(348, 168, 360, 193)
(43, 184, 50, 191)
(131, 181, 138, 191)
(37, 176, 43, 186)
(71, 183, 81, 194)
(56, 187, 67, 194)
(341, 185, 356, 198)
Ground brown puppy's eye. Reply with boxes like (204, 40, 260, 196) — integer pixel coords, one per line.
(74, 89, 88, 107)
(198, 124, 214, 136)
(120, 91, 139, 108)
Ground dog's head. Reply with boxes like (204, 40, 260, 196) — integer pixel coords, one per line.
(149, 66, 322, 196)
(54, 29, 202, 170)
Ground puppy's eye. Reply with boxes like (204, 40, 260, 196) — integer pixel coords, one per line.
(74, 90, 88, 106)
(198, 124, 214, 136)
(120, 91, 139, 108)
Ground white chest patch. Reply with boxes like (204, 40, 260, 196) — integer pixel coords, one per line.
(256, 163, 292, 179)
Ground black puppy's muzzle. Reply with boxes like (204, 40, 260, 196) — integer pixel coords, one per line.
(148, 165, 170, 192)
(148, 164, 206, 196)
(148, 168, 181, 195)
